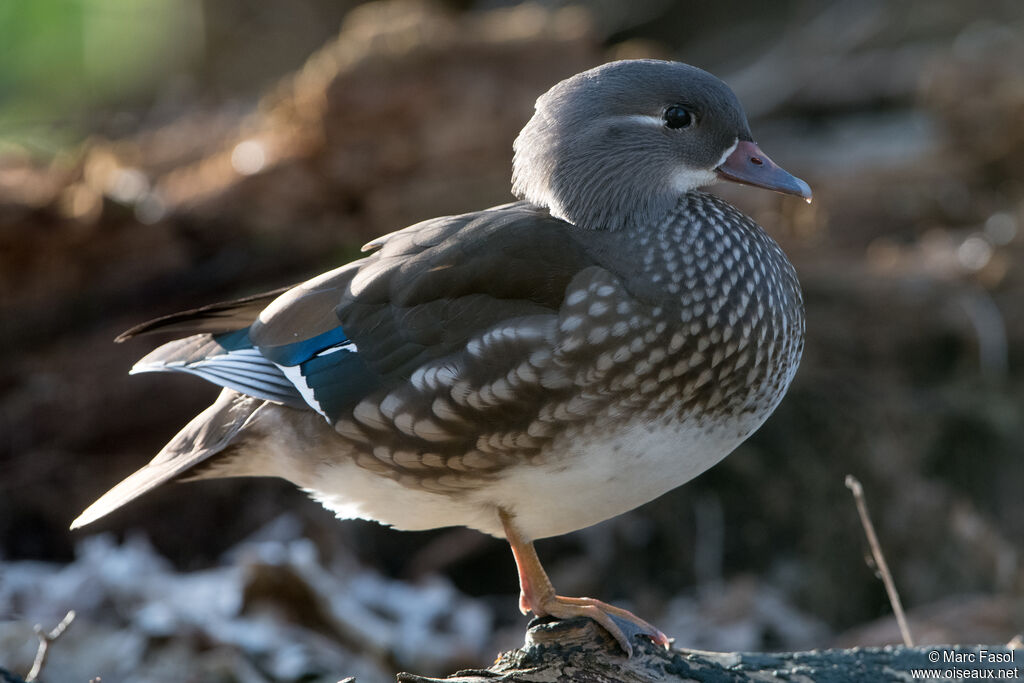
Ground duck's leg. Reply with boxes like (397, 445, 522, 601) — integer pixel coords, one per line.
(498, 509, 670, 656)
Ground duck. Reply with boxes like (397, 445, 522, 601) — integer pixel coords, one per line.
(73, 59, 810, 656)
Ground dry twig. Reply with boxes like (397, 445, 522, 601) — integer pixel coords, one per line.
(26, 610, 76, 683)
(845, 475, 914, 647)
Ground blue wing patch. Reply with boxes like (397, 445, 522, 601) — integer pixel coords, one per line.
(258, 326, 351, 366)
(258, 325, 380, 422)
(278, 344, 381, 421)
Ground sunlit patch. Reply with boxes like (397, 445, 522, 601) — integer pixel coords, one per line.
(231, 139, 267, 175)
(957, 235, 993, 271)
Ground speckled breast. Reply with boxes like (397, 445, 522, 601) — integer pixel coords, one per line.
(567, 190, 805, 433)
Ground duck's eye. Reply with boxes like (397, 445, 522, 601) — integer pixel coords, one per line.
(663, 105, 693, 129)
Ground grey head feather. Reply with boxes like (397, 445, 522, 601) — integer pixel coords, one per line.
(512, 59, 753, 232)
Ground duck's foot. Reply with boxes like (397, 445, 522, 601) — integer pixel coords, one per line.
(526, 593, 670, 656)
(499, 508, 669, 657)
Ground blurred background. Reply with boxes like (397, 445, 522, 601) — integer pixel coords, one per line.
(1, 0, 1023, 680)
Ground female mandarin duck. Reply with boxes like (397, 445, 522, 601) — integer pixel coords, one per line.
(74, 59, 809, 656)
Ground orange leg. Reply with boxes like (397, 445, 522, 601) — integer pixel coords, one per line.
(499, 509, 670, 656)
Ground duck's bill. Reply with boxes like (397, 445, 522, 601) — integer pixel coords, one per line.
(716, 140, 812, 201)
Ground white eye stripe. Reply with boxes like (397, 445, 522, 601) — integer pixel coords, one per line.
(614, 114, 665, 128)
(615, 111, 702, 129)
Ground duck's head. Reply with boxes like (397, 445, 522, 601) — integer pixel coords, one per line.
(512, 59, 811, 231)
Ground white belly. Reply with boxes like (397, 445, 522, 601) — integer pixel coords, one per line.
(300, 411, 757, 541)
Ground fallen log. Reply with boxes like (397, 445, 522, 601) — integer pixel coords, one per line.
(398, 617, 1019, 683)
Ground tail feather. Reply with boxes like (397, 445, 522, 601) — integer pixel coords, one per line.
(71, 389, 264, 529)
(115, 286, 292, 342)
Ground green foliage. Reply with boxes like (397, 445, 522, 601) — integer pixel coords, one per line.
(0, 0, 203, 155)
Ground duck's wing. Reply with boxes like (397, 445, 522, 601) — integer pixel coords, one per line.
(248, 203, 597, 423)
